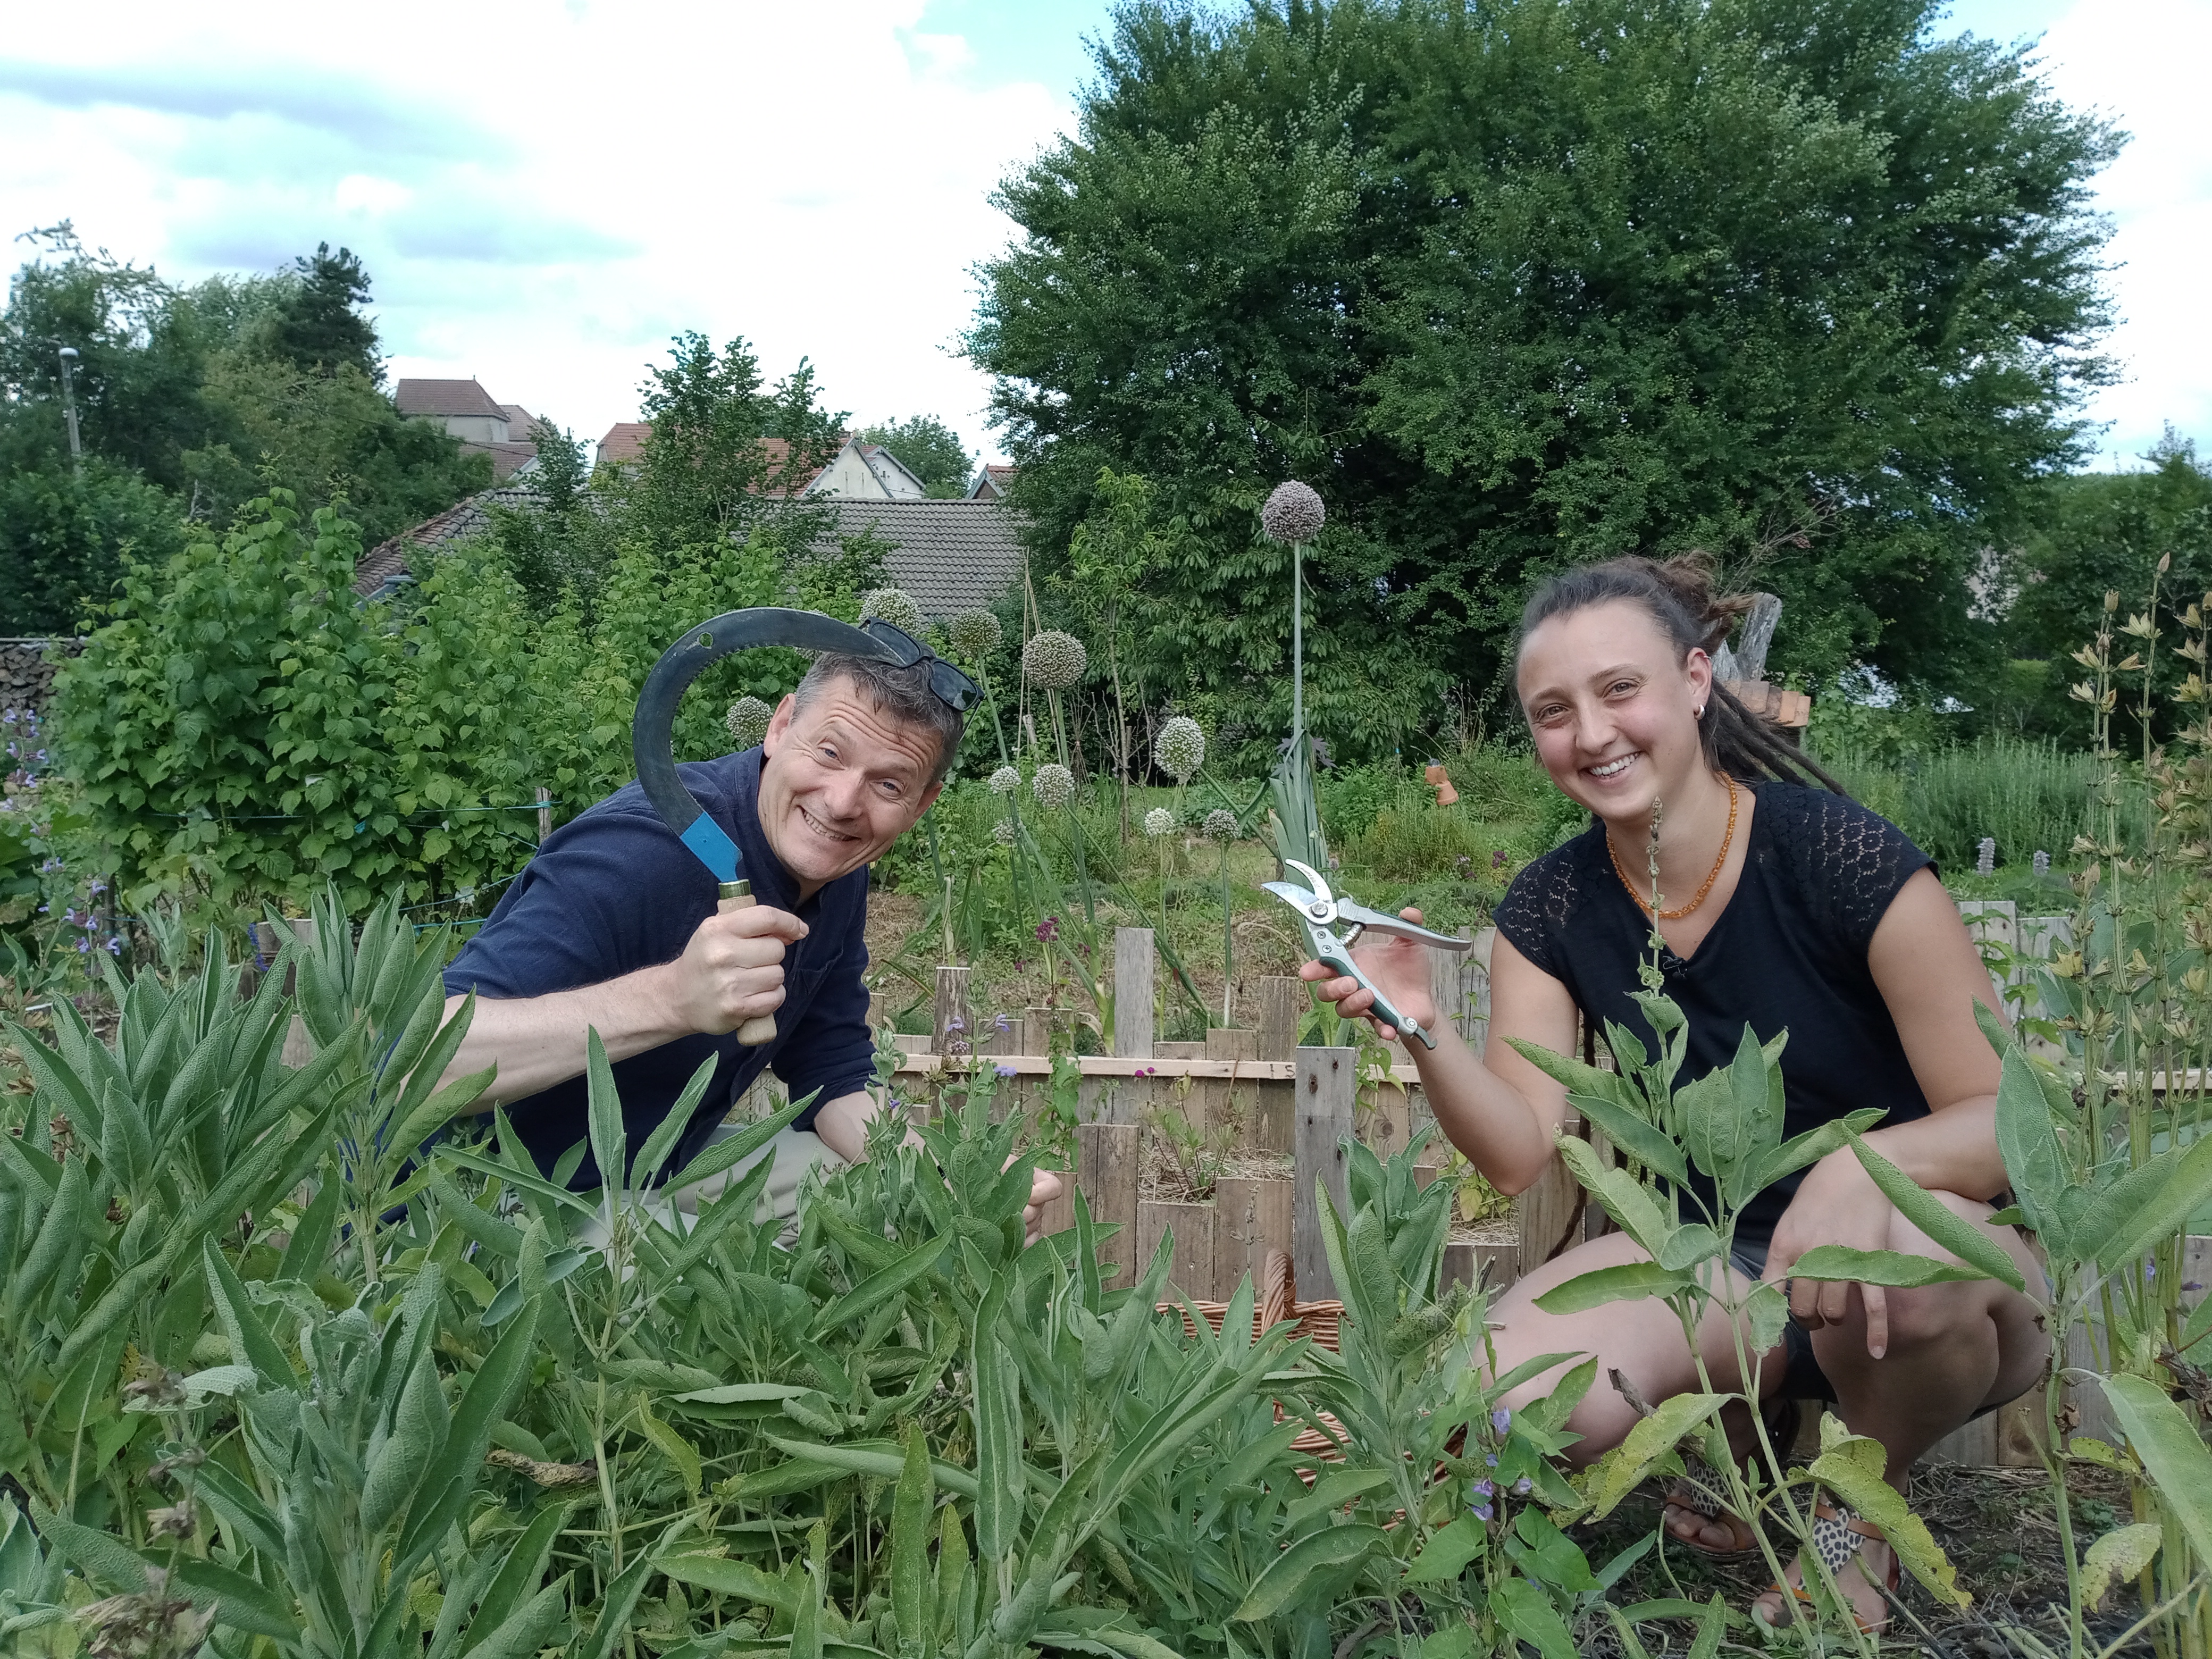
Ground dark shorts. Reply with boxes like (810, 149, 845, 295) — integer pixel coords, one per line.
(1728, 1238, 1837, 1403)
(1728, 1235, 2027, 1422)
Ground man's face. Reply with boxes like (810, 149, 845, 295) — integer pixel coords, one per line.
(758, 677, 945, 895)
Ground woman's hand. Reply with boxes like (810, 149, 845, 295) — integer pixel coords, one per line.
(1296, 906, 1439, 1043)
(1762, 1149, 1903, 1360)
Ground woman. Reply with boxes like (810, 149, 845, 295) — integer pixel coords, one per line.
(1300, 556, 2046, 1631)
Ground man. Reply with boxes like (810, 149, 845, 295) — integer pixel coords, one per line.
(439, 628, 1059, 1233)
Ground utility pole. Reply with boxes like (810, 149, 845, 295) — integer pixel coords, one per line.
(55, 346, 82, 475)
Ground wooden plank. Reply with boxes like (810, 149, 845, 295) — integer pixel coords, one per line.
(1138, 1200, 1216, 1302)
(279, 917, 317, 1067)
(1996, 1394, 2047, 1468)
(1205, 1028, 1259, 1062)
(1430, 933, 1467, 1040)
(1257, 977, 1302, 1060)
(934, 967, 972, 1061)
(1294, 1047, 1358, 1300)
(1473, 1241, 1518, 1294)
(1364, 1089, 1412, 1160)
(1216, 1176, 1293, 1300)
(891, 1032, 934, 1055)
(1440, 1241, 1476, 1296)
(1152, 1042, 1207, 1061)
(894, 1052, 1426, 1083)
(1513, 1136, 1584, 1281)
(1112, 928, 1155, 1058)
(1033, 1173, 1075, 1242)
(1925, 1413, 2000, 1469)
(1077, 1122, 1139, 1290)
(1253, 1078, 1294, 1154)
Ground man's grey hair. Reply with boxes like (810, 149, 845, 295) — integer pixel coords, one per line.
(791, 652, 966, 784)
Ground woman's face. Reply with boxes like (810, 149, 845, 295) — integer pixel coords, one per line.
(1516, 600, 1713, 826)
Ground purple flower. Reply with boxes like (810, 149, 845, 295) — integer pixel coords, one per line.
(995, 1065, 1018, 1079)
(945, 1014, 966, 1031)
(994, 1013, 1011, 1033)
(1036, 917, 1060, 943)
(2146, 1264, 2158, 1281)
(75, 937, 89, 953)
(1485, 1453, 1498, 1467)
(1491, 1407, 1511, 1432)
(39, 858, 61, 873)
(1512, 1477, 1532, 1495)
(1492, 849, 1507, 869)
(1471, 1502, 1493, 1521)
(1471, 1479, 1493, 1497)
(87, 879, 105, 895)
(2186, 1282, 2203, 1293)
(105, 937, 121, 956)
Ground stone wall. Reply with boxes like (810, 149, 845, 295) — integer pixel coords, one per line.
(0, 639, 80, 717)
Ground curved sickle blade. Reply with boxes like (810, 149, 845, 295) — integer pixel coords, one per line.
(631, 607, 900, 883)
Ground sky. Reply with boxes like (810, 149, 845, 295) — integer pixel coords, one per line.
(0, 0, 2205, 473)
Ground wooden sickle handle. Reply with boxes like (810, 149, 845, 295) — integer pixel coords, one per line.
(718, 886, 780, 1047)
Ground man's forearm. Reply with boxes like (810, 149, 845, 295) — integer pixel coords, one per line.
(443, 966, 691, 1105)
(812, 1088, 912, 1165)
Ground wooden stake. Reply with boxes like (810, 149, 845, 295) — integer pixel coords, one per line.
(535, 786, 552, 844)
(1256, 976, 1302, 1060)
(934, 966, 972, 1062)
(1077, 1122, 1139, 1289)
(1138, 1200, 1216, 1303)
(1112, 927, 1154, 1058)
(1294, 1046, 1356, 1299)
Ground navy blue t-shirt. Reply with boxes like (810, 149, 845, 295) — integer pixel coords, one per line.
(443, 748, 875, 1189)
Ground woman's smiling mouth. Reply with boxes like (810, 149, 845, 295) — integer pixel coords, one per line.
(1587, 752, 1640, 781)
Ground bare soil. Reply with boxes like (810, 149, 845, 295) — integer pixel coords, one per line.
(1572, 1463, 2155, 1656)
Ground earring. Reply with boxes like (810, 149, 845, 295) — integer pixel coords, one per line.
(1695, 705, 1706, 719)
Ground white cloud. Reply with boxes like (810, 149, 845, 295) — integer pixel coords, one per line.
(0, 0, 1076, 463)
(2032, 0, 2212, 466)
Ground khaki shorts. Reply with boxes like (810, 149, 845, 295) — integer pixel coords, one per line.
(575, 1122, 845, 1252)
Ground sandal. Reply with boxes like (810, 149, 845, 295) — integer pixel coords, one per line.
(1758, 1498, 1900, 1635)
(1660, 1397, 1800, 1559)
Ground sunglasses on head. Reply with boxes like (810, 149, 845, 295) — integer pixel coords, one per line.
(860, 618, 983, 714)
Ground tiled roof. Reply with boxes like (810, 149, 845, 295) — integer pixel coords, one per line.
(395, 378, 506, 419)
(353, 484, 543, 597)
(463, 440, 541, 481)
(597, 421, 651, 465)
(498, 403, 537, 435)
(816, 498, 1025, 618)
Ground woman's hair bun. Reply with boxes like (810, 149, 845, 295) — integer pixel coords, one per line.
(1643, 552, 1755, 654)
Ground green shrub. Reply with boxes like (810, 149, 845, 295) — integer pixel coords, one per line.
(1816, 735, 2104, 872)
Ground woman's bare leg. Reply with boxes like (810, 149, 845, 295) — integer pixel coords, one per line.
(1753, 1192, 2049, 1628)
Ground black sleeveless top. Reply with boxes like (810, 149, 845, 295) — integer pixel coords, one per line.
(1492, 782, 1934, 1249)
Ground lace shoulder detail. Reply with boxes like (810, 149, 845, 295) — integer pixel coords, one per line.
(1755, 784, 1932, 954)
(1493, 820, 1605, 978)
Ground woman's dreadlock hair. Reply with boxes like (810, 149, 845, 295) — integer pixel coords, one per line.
(1517, 553, 1851, 795)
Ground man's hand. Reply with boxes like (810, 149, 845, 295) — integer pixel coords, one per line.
(666, 904, 809, 1036)
(1020, 1162, 1065, 1249)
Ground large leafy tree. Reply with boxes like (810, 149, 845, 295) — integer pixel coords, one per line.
(969, 0, 2119, 755)
(861, 414, 976, 496)
(0, 228, 486, 629)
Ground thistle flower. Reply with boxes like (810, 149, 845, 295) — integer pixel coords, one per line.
(1202, 808, 1237, 843)
(992, 819, 1015, 845)
(1033, 763, 1075, 810)
(1260, 480, 1325, 544)
(1153, 715, 1205, 783)
(988, 765, 1020, 795)
(1144, 807, 1174, 837)
(860, 587, 927, 636)
(725, 695, 774, 749)
(949, 609, 1003, 659)
(1023, 630, 1087, 690)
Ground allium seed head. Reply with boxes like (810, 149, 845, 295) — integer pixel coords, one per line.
(725, 695, 774, 750)
(992, 819, 1015, 845)
(988, 765, 1020, 795)
(860, 588, 927, 636)
(1202, 808, 1238, 843)
(1153, 715, 1205, 782)
(948, 609, 1003, 659)
(1022, 630, 1087, 690)
(1144, 807, 1175, 837)
(1260, 480, 1325, 545)
(1032, 763, 1075, 811)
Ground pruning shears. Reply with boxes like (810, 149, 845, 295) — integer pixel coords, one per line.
(1261, 858, 1472, 1050)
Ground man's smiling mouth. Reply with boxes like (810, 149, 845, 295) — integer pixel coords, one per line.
(798, 803, 861, 843)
